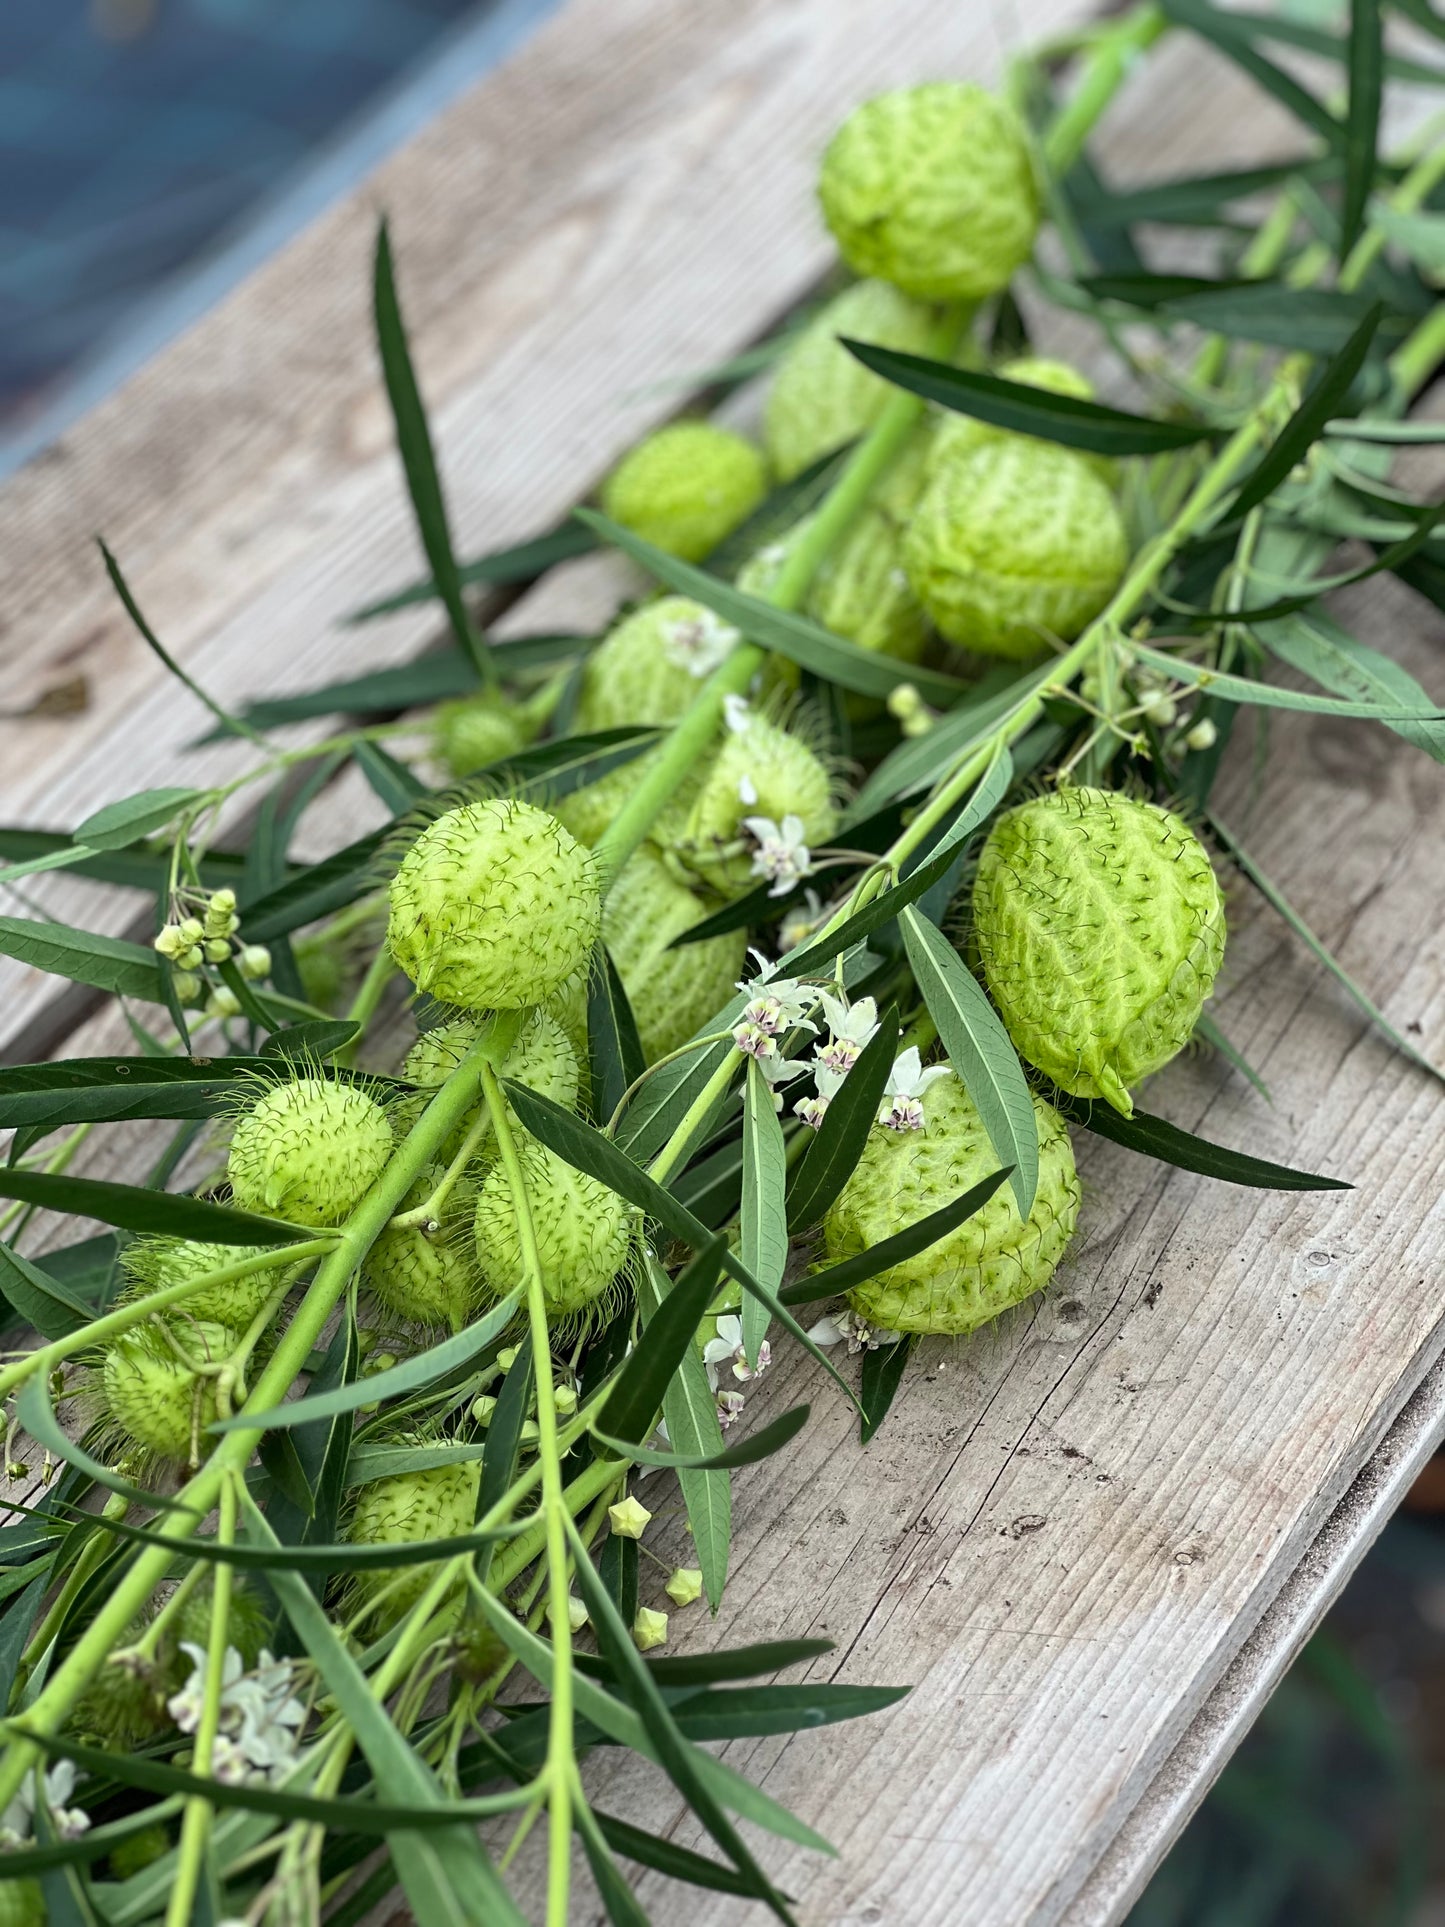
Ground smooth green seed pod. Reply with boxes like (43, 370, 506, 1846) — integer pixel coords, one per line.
(363, 1166, 481, 1332)
(474, 1140, 634, 1326)
(434, 695, 532, 779)
(823, 1082, 1079, 1334)
(603, 848, 748, 1062)
(347, 1461, 481, 1624)
(575, 596, 740, 735)
(228, 1078, 393, 1228)
(818, 83, 1040, 301)
(675, 712, 837, 899)
(120, 1237, 280, 1330)
(388, 798, 601, 1010)
(398, 1007, 580, 1157)
(904, 437, 1127, 658)
(102, 1320, 234, 1467)
(973, 787, 1226, 1115)
(764, 279, 939, 480)
(928, 355, 1118, 486)
(600, 422, 768, 562)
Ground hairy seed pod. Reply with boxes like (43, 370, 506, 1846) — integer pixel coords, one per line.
(388, 798, 601, 1009)
(818, 84, 1040, 301)
(173, 1576, 273, 1669)
(675, 711, 837, 898)
(108, 1825, 172, 1881)
(433, 694, 532, 779)
(71, 1653, 170, 1751)
(823, 1081, 1079, 1334)
(551, 747, 701, 857)
(228, 1078, 393, 1227)
(603, 847, 748, 1062)
(474, 1140, 634, 1328)
(600, 421, 768, 562)
(363, 1166, 481, 1332)
(973, 787, 1227, 1115)
(102, 1319, 234, 1466)
(576, 597, 741, 735)
(904, 437, 1127, 658)
(764, 279, 939, 480)
(0, 1882, 43, 1927)
(120, 1237, 281, 1330)
(398, 1007, 580, 1156)
(928, 355, 1117, 485)
(346, 1461, 481, 1624)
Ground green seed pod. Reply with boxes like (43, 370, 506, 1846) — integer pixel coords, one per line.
(363, 1166, 480, 1332)
(120, 1237, 280, 1330)
(764, 279, 939, 480)
(809, 501, 928, 663)
(109, 1824, 172, 1882)
(173, 1576, 273, 1669)
(818, 84, 1040, 302)
(474, 1139, 634, 1328)
(823, 1081, 1079, 1334)
(388, 798, 601, 1009)
(675, 709, 837, 898)
(603, 848, 748, 1062)
(434, 694, 532, 779)
(454, 1610, 511, 1685)
(904, 438, 1128, 658)
(228, 1078, 393, 1227)
(928, 355, 1116, 485)
(0, 1882, 43, 1927)
(399, 1007, 580, 1157)
(973, 787, 1226, 1115)
(347, 1461, 481, 1625)
(71, 1654, 170, 1751)
(102, 1320, 234, 1467)
(550, 746, 700, 858)
(600, 421, 768, 562)
(575, 596, 740, 735)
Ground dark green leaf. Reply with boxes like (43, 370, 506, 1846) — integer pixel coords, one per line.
(577, 1801, 651, 1927)
(594, 1812, 763, 1901)
(787, 1008, 898, 1232)
(1069, 160, 1334, 228)
(1159, 0, 1342, 143)
(1050, 1088, 1352, 1188)
(780, 1166, 1012, 1307)
(741, 1059, 788, 1365)
(0, 1054, 368, 1131)
(100, 539, 260, 745)
(0, 1169, 311, 1243)
(850, 659, 1055, 815)
(842, 343, 1212, 455)
(74, 788, 201, 852)
(0, 915, 163, 1003)
(599, 1529, 639, 1630)
(639, 1257, 730, 1611)
(475, 1337, 533, 1581)
(0, 830, 242, 896)
(1087, 275, 1401, 353)
(0, 1238, 94, 1338)
(588, 946, 646, 1127)
(576, 509, 965, 706)
(669, 1130, 744, 1229)
(349, 521, 598, 623)
(1341, 0, 1384, 259)
(79, 1505, 519, 1574)
(0, 1568, 49, 1708)
(1231, 303, 1384, 520)
(578, 1636, 836, 1689)
(1254, 608, 1445, 761)
(667, 1681, 909, 1742)
(353, 739, 427, 813)
(241, 828, 390, 943)
(860, 1336, 913, 1444)
(260, 1019, 364, 1064)
(373, 220, 485, 678)
(593, 1402, 809, 1470)
(1130, 640, 1444, 723)
(598, 1237, 727, 1450)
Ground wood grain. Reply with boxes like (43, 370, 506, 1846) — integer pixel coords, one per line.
(2, 4, 1444, 1925)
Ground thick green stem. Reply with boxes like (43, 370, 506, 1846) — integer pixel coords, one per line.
(166, 1473, 237, 1927)
(1040, 3, 1167, 177)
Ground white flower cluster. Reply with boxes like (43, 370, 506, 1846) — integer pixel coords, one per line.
(702, 1313, 772, 1430)
(167, 1644, 306, 1785)
(807, 1307, 899, 1353)
(661, 608, 740, 678)
(722, 695, 818, 897)
(731, 951, 820, 1110)
(0, 1761, 89, 1849)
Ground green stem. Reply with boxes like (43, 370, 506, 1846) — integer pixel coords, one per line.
(335, 944, 398, 1067)
(1040, 4, 1167, 177)
(166, 1476, 237, 1927)
(11, 1492, 130, 1702)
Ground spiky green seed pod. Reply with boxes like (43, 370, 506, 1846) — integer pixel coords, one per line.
(0, 1882, 43, 1927)
(388, 798, 601, 1010)
(818, 84, 1040, 302)
(575, 597, 741, 735)
(973, 787, 1226, 1115)
(71, 1655, 170, 1751)
(809, 502, 928, 663)
(604, 848, 748, 1062)
(928, 355, 1117, 485)
(174, 1577, 273, 1668)
(347, 1461, 481, 1624)
(904, 438, 1128, 658)
(102, 1320, 234, 1467)
(120, 1237, 279, 1330)
(474, 1140, 634, 1327)
(550, 747, 700, 858)
(399, 1007, 580, 1157)
(764, 279, 939, 480)
(108, 1825, 171, 1882)
(675, 711, 837, 898)
(228, 1078, 393, 1227)
(823, 1081, 1078, 1334)
(363, 1166, 480, 1332)
(600, 422, 768, 562)
(434, 694, 532, 779)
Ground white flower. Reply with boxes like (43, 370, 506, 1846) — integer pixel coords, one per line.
(731, 953, 819, 1063)
(716, 1390, 747, 1429)
(743, 814, 814, 896)
(815, 993, 880, 1076)
(732, 1019, 780, 1062)
(877, 1048, 952, 1132)
(702, 1315, 771, 1391)
(795, 1059, 848, 1129)
(738, 772, 759, 806)
(754, 1050, 810, 1110)
(661, 609, 739, 678)
(779, 888, 825, 953)
(167, 1641, 243, 1736)
(723, 693, 753, 735)
(0, 1763, 90, 1848)
(167, 1643, 305, 1785)
(795, 1093, 829, 1129)
(807, 1308, 897, 1354)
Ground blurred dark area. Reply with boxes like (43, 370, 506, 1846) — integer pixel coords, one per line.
(1132, 1493, 1445, 1927)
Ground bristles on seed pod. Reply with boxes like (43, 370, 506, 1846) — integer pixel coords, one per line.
(101, 1319, 235, 1468)
(674, 709, 839, 898)
(818, 83, 1040, 302)
(433, 694, 533, 779)
(227, 1078, 393, 1227)
(822, 1080, 1079, 1334)
(600, 421, 768, 562)
(395, 1007, 580, 1157)
(904, 437, 1127, 658)
(972, 786, 1227, 1115)
(363, 1165, 481, 1333)
(120, 1237, 283, 1330)
(473, 1140, 634, 1333)
(345, 1461, 481, 1626)
(928, 355, 1118, 486)
(575, 597, 742, 735)
(603, 847, 748, 1062)
(387, 797, 601, 1010)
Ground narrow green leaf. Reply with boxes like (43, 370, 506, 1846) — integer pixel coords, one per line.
(76, 1504, 519, 1575)
(1050, 1088, 1352, 1188)
(671, 1131, 745, 1229)
(1341, 0, 1384, 259)
(373, 220, 485, 679)
(1195, 1012, 1272, 1102)
(99, 539, 262, 746)
(0, 833, 243, 897)
(850, 660, 1053, 815)
(787, 1007, 899, 1232)
(741, 1060, 788, 1367)
(0, 1239, 93, 1338)
(900, 907, 1038, 1215)
(598, 1237, 727, 1450)
(0, 1054, 375, 1131)
(1069, 159, 1334, 228)
(860, 1336, 913, 1444)
(594, 1811, 763, 1901)
(212, 1291, 519, 1431)
(578, 1636, 836, 1689)
(576, 509, 965, 706)
(640, 1256, 731, 1611)
(0, 915, 163, 1003)
(260, 1019, 364, 1064)
(1130, 641, 1443, 723)
(353, 739, 427, 813)
(843, 343, 1212, 455)
(576, 1799, 651, 1927)
(0, 1169, 310, 1244)
(588, 946, 646, 1128)
(1158, 0, 1342, 144)
(73, 788, 201, 852)
(598, 1530, 639, 1633)
(235, 828, 390, 944)
(1254, 609, 1445, 761)
(668, 1681, 910, 1742)
(592, 1403, 810, 1471)
(1231, 303, 1383, 520)
(1366, 205, 1445, 275)
(476, 1337, 534, 1575)
(1087, 276, 1399, 354)
(349, 521, 598, 623)
(780, 1166, 1011, 1307)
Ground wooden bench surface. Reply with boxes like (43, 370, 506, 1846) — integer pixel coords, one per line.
(4, 2, 1445, 1921)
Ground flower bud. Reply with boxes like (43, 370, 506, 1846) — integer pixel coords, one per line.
(203, 939, 232, 964)
(601, 422, 767, 563)
(548, 1595, 588, 1634)
(1186, 717, 1218, 752)
(665, 1566, 704, 1607)
(153, 923, 185, 959)
(205, 987, 242, 1020)
(238, 944, 272, 981)
(178, 946, 205, 971)
(172, 971, 203, 1005)
(496, 1346, 520, 1372)
(818, 83, 1040, 301)
(471, 1395, 497, 1425)
(178, 918, 205, 945)
(553, 1384, 578, 1417)
(607, 1495, 652, 1540)
(632, 1607, 669, 1653)
(227, 1078, 393, 1226)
